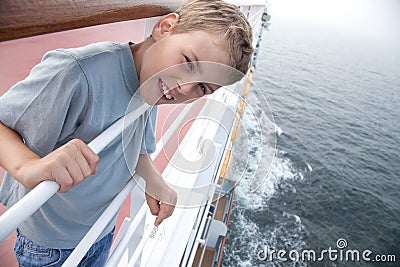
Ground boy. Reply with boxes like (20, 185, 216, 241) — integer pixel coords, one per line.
(0, 0, 253, 266)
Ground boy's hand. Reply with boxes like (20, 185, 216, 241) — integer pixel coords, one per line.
(145, 179, 177, 227)
(19, 139, 99, 193)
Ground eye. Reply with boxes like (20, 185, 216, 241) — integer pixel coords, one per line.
(184, 56, 194, 71)
(198, 83, 206, 94)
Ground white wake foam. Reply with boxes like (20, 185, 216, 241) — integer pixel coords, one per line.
(306, 162, 313, 172)
(235, 150, 304, 209)
(224, 150, 309, 266)
(275, 123, 283, 136)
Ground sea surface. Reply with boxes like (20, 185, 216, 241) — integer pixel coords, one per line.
(222, 12, 400, 267)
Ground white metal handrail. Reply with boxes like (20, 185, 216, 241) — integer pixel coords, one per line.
(0, 103, 149, 242)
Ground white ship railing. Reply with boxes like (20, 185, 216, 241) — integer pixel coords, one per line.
(0, 103, 150, 242)
(0, 95, 217, 266)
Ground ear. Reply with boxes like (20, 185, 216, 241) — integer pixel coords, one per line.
(152, 13, 179, 41)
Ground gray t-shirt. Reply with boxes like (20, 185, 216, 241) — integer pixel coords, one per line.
(0, 42, 157, 248)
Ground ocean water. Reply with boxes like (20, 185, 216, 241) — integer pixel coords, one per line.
(222, 13, 400, 267)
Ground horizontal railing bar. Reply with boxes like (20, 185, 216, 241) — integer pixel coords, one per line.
(0, 180, 59, 241)
(0, 0, 184, 41)
(0, 103, 149, 242)
(89, 103, 150, 154)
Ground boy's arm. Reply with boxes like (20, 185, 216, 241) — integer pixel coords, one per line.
(0, 122, 99, 193)
(136, 154, 177, 226)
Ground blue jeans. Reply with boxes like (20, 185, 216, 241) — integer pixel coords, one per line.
(14, 229, 114, 267)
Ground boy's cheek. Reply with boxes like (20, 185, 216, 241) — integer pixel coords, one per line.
(138, 82, 158, 106)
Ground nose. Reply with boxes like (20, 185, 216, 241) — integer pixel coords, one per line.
(176, 81, 196, 96)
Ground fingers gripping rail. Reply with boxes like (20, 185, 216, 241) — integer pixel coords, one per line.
(0, 103, 150, 242)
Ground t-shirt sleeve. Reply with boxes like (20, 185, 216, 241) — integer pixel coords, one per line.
(0, 50, 88, 157)
(140, 107, 158, 154)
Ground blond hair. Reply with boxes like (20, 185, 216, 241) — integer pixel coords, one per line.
(173, 0, 253, 74)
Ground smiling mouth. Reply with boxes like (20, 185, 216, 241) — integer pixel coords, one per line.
(159, 79, 175, 100)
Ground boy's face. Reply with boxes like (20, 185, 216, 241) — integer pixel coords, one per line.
(138, 14, 235, 106)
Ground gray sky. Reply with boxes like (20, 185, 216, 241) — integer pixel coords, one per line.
(269, 0, 400, 44)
